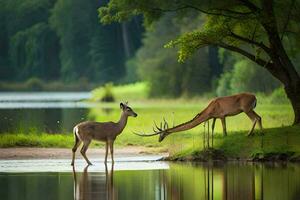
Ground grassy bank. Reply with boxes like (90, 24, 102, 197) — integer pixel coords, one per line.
(167, 125, 300, 161)
(1, 84, 298, 161)
(1, 126, 300, 162)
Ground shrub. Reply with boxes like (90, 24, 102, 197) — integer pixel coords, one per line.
(216, 59, 280, 96)
(25, 77, 44, 91)
(100, 83, 115, 102)
(269, 87, 289, 104)
(91, 82, 149, 101)
(216, 72, 232, 96)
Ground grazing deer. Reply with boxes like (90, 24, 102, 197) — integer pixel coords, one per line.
(71, 102, 137, 165)
(134, 93, 262, 142)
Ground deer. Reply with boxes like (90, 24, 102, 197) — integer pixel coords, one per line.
(71, 102, 137, 166)
(134, 93, 262, 142)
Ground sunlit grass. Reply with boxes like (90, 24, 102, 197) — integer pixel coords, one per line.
(91, 82, 149, 101)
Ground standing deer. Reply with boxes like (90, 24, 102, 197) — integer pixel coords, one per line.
(71, 102, 137, 165)
(134, 93, 262, 142)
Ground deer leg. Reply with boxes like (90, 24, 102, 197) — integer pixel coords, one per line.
(109, 141, 114, 163)
(246, 110, 259, 136)
(104, 141, 109, 163)
(80, 140, 92, 165)
(211, 118, 216, 147)
(71, 138, 82, 166)
(253, 111, 263, 131)
(221, 117, 227, 136)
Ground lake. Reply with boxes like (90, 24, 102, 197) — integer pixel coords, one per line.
(0, 161, 299, 200)
(0, 92, 299, 199)
(0, 92, 92, 134)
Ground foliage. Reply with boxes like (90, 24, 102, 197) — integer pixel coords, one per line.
(0, 0, 143, 84)
(25, 77, 44, 91)
(269, 87, 289, 104)
(216, 72, 232, 96)
(98, 0, 300, 125)
(100, 83, 115, 102)
(216, 59, 280, 96)
(9, 23, 60, 81)
(133, 14, 213, 97)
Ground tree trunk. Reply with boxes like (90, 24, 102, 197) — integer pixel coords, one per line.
(259, 5, 300, 124)
(284, 81, 300, 125)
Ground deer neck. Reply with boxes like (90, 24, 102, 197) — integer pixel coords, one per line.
(116, 112, 128, 134)
(166, 110, 210, 135)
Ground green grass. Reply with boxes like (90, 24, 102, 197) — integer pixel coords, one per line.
(168, 125, 300, 160)
(91, 82, 149, 101)
(1, 95, 299, 160)
(0, 134, 74, 148)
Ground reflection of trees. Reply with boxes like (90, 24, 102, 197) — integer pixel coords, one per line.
(0, 108, 89, 134)
(224, 163, 255, 200)
(162, 163, 300, 200)
(0, 109, 52, 133)
(87, 107, 117, 123)
(61, 108, 88, 133)
(70, 162, 300, 200)
(72, 164, 115, 200)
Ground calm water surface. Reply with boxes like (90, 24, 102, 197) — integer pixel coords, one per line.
(0, 92, 92, 133)
(0, 162, 300, 200)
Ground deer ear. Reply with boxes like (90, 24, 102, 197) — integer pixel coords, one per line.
(120, 103, 124, 109)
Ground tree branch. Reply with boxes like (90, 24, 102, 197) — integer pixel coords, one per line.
(228, 31, 270, 53)
(148, 4, 251, 19)
(217, 42, 272, 68)
(213, 8, 254, 16)
(239, 0, 261, 12)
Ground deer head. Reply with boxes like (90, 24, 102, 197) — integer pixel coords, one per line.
(120, 102, 138, 117)
(133, 118, 170, 142)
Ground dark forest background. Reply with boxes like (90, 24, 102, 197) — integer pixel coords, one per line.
(1, 0, 299, 97)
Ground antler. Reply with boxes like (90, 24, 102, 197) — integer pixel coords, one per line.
(132, 118, 170, 137)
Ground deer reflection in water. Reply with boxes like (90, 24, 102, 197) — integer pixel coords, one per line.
(72, 163, 115, 200)
(71, 162, 300, 200)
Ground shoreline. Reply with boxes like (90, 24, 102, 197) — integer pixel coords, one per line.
(0, 147, 167, 160)
(1, 147, 300, 163)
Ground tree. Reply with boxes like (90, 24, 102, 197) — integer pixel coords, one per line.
(133, 13, 211, 97)
(9, 23, 60, 80)
(99, 0, 300, 125)
(1, 0, 58, 81)
(50, 0, 143, 83)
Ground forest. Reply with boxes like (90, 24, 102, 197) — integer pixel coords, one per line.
(2, 0, 299, 97)
(0, 0, 142, 85)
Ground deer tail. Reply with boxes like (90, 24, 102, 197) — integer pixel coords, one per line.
(73, 126, 79, 144)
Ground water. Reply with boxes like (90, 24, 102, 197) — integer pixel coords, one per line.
(0, 161, 299, 200)
(0, 92, 92, 134)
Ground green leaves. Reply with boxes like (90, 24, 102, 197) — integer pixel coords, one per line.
(165, 16, 232, 62)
